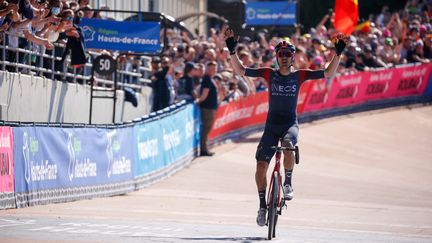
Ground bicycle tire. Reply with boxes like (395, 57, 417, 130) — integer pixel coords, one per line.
(267, 172, 279, 240)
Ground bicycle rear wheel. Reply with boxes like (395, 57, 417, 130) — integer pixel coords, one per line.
(267, 172, 279, 240)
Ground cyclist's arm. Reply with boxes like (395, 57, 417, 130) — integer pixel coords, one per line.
(245, 68, 272, 87)
(296, 69, 325, 86)
(230, 52, 246, 75)
(324, 54, 341, 78)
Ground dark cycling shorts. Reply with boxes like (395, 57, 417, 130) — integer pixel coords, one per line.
(255, 123, 299, 163)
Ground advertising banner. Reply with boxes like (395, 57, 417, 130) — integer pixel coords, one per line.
(245, 1, 297, 26)
(360, 69, 393, 101)
(300, 79, 330, 113)
(209, 92, 268, 140)
(296, 80, 314, 114)
(388, 64, 431, 98)
(80, 18, 161, 53)
(134, 104, 200, 177)
(326, 72, 368, 108)
(0, 126, 14, 193)
(13, 126, 134, 194)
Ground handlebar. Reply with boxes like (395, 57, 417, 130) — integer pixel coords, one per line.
(270, 146, 297, 152)
(270, 146, 300, 164)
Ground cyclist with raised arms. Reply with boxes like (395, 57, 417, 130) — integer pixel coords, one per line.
(224, 28, 347, 226)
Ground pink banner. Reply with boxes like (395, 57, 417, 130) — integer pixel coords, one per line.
(328, 72, 369, 108)
(297, 80, 314, 114)
(387, 64, 431, 98)
(302, 64, 432, 113)
(208, 64, 432, 141)
(209, 92, 268, 140)
(357, 69, 393, 101)
(301, 79, 331, 113)
(0, 126, 14, 193)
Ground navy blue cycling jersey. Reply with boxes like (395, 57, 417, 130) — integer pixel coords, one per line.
(245, 68, 324, 124)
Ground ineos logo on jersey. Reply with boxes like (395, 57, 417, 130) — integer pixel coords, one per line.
(271, 83, 297, 96)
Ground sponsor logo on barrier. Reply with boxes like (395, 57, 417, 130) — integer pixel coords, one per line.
(340, 76, 362, 86)
(106, 130, 131, 178)
(309, 91, 328, 104)
(22, 132, 58, 183)
(336, 86, 358, 99)
(137, 138, 159, 160)
(397, 78, 421, 91)
(370, 72, 393, 82)
(30, 160, 58, 181)
(366, 82, 388, 95)
(0, 152, 10, 176)
(110, 156, 131, 176)
(401, 68, 427, 79)
(67, 133, 97, 181)
(213, 106, 255, 129)
(185, 119, 194, 139)
(255, 102, 268, 115)
(297, 91, 307, 105)
(0, 134, 11, 148)
(0, 127, 13, 190)
(163, 129, 180, 151)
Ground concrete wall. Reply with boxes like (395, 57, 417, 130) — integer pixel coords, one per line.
(0, 71, 153, 124)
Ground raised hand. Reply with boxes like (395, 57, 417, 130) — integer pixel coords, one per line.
(224, 28, 238, 55)
(332, 33, 349, 56)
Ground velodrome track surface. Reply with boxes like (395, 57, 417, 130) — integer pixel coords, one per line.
(0, 105, 431, 243)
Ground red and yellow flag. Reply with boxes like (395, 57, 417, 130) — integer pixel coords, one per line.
(334, 0, 359, 36)
(355, 20, 370, 33)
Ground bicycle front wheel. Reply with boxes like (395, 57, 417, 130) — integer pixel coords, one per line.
(268, 172, 279, 240)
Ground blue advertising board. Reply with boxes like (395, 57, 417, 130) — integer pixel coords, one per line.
(80, 18, 161, 53)
(13, 126, 134, 193)
(134, 104, 200, 177)
(245, 1, 297, 26)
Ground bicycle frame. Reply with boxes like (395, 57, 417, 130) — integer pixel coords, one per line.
(266, 145, 299, 240)
(266, 145, 299, 208)
(267, 150, 283, 209)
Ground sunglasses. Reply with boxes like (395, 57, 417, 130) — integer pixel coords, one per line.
(277, 50, 293, 58)
(66, 16, 74, 21)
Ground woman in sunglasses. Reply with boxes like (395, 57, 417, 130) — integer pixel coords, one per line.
(224, 28, 348, 227)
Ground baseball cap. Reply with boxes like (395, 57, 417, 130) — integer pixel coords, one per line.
(384, 38, 394, 46)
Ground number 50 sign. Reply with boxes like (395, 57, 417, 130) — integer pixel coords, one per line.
(93, 54, 116, 76)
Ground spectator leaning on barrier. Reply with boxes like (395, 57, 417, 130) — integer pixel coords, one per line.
(0, 0, 18, 19)
(59, 8, 86, 74)
(176, 62, 197, 102)
(5, 0, 53, 71)
(150, 56, 166, 112)
(193, 63, 205, 89)
(195, 61, 220, 157)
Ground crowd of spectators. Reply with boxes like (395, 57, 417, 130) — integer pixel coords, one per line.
(1, 0, 431, 113)
(0, 0, 112, 76)
(149, 0, 432, 112)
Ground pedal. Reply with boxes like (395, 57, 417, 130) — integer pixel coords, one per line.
(280, 199, 287, 210)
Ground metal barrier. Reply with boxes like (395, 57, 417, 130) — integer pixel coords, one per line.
(0, 31, 152, 92)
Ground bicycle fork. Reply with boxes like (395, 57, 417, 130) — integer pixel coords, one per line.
(267, 151, 285, 212)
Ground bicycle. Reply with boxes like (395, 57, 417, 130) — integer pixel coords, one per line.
(266, 145, 299, 240)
